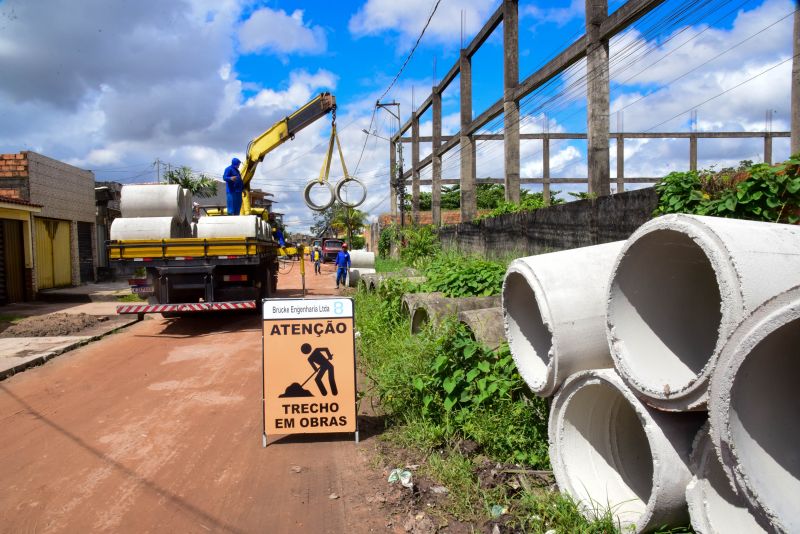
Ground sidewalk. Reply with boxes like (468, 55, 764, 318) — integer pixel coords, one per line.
(0, 282, 139, 379)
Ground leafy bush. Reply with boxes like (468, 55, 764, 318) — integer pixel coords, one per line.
(378, 224, 398, 258)
(655, 158, 800, 224)
(399, 225, 440, 266)
(475, 191, 563, 221)
(423, 254, 506, 297)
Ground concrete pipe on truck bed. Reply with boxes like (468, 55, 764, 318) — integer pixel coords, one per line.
(411, 295, 501, 333)
(196, 215, 262, 239)
(110, 217, 181, 240)
(458, 307, 505, 351)
(401, 292, 445, 316)
(549, 369, 703, 533)
(120, 184, 185, 220)
(709, 285, 800, 533)
(606, 214, 800, 411)
(685, 422, 764, 534)
(503, 242, 624, 398)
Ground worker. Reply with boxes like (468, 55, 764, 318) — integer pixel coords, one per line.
(312, 246, 322, 275)
(223, 157, 244, 215)
(335, 243, 351, 289)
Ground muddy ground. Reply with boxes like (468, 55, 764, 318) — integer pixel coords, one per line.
(0, 312, 107, 338)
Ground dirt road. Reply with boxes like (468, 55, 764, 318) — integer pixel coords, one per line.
(0, 260, 389, 533)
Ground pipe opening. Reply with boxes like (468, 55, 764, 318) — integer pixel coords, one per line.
(411, 308, 429, 334)
(504, 272, 552, 389)
(559, 382, 653, 521)
(609, 229, 722, 392)
(730, 318, 800, 526)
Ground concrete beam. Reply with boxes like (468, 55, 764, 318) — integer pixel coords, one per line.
(586, 0, 611, 196)
(389, 140, 397, 218)
(432, 89, 443, 226)
(411, 112, 420, 224)
(504, 0, 520, 203)
(460, 51, 476, 222)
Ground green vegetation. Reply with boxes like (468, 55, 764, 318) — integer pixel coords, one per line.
(116, 293, 146, 302)
(164, 166, 218, 198)
(655, 158, 800, 224)
(0, 314, 24, 323)
(423, 253, 506, 297)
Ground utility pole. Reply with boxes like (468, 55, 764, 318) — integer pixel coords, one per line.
(792, 4, 800, 155)
(155, 158, 161, 183)
(377, 101, 405, 227)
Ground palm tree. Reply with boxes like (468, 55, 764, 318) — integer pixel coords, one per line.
(164, 166, 218, 198)
(330, 205, 366, 246)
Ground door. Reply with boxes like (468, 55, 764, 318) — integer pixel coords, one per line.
(77, 222, 94, 283)
(35, 218, 72, 289)
(1, 220, 25, 302)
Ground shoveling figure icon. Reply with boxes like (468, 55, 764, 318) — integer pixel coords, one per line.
(280, 343, 338, 398)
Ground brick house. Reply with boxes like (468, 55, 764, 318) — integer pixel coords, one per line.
(0, 152, 97, 295)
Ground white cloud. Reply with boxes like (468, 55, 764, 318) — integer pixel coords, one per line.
(349, 0, 498, 48)
(522, 0, 584, 27)
(239, 7, 327, 55)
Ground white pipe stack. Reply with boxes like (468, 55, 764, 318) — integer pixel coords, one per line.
(503, 241, 624, 397)
(708, 285, 800, 532)
(606, 214, 800, 411)
(549, 370, 702, 532)
(196, 215, 261, 239)
(110, 217, 181, 240)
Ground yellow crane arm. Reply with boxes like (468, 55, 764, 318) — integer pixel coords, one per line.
(240, 92, 336, 214)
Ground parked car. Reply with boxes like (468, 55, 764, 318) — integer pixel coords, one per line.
(321, 238, 343, 263)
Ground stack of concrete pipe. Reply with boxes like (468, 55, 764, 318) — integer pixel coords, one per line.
(411, 295, 501, 334)
(111, 184, 193, 240)
(502, 214, 800, 533)
(347, 250, 376, 287)
(359, 270, 424, 291)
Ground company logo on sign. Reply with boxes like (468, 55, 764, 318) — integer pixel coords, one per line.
(262, 298, 357, 441)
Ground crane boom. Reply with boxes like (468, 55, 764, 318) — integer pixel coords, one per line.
(240, 92, 336, 214)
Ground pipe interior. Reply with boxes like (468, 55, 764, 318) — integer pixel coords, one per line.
(504, 272, 552, 388)
(609, 229, 722, 392)
(559, 382, 653, 522)
(411, 308, 429, 334)
(730, 318, 800, 528)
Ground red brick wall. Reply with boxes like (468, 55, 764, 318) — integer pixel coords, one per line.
(0, 153, 29, 200)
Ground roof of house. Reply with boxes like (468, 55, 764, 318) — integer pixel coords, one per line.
(0, 194, 42, 208)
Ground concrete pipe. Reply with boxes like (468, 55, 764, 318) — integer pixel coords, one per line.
(196, 215, 261, 239)
(607, 214, 800, 411)
(182, 188, 193, 223)
(708, 285, 800, 533)
(550, 369, 703, 533)
(110, 217, 180, 240)
(349, 250, 375, 269)
(685, 422, 764, 534)
(401, 292, 445, 317)
(120, 184, 184, 219)
(190, 222, 197, 238)
(503, 241, 624, 398)
(347, 267, 375, 287)
(458, 307, 506, 351)
(363, 273, 425, 291)
(411, 296, 501, 334)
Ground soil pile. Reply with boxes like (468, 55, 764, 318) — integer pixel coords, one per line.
(0, 313, 103, 338)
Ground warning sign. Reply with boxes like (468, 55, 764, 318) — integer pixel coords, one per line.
(262, 298, 357, 440)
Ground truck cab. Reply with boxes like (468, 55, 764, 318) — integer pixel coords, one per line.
(321, 238, 343, 263)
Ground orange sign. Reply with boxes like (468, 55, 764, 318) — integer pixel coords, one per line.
(262, 298, 357, 443)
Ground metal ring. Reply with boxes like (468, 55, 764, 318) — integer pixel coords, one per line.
(334, 177, 367, 208)
(303, 180, 335, 211)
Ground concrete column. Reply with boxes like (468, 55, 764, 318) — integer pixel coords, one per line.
(616, 135, 625, 193)
(792, 5, 800, 155)
(586, 0, 610, 197)
(542, 137, 551, 206)
(460, 51, 477, 221)
(432, 89, 443, 226)
(503, 0, 521, 203)
(690, 136, 698, 171)
(389, 140, 397, 220)
(764, 133, 773, 165)
(411, 112, 420, 224)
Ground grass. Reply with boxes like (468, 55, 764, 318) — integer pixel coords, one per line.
(0, 314, 25, 323)
(374, 256, 406, 273)
(116, 293, 146, 302)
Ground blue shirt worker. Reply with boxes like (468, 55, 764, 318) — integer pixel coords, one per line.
(223, 157, 244, 215)
(335, 243, 351, 289)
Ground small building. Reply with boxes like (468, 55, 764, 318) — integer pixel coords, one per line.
(0, 152, 97, 295)
(0, 195, 41, 303)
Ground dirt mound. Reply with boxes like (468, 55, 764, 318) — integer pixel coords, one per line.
(0, 313, 103, 338)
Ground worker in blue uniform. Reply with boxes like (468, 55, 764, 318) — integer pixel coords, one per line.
(335, 243, 351, 289)
(223, 157, 244, 215)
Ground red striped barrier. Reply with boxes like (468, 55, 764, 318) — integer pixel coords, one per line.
(117, 301, 256, 314)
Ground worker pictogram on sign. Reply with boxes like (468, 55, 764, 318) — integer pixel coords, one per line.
(262, 297, 357, 445)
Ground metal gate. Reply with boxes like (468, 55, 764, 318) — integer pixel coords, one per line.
(35, 217, 71, 289)
(1, 220, 25, 302)
(77, 222, 93, 283)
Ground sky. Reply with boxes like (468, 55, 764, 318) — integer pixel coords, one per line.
(0, 0, 795, 232)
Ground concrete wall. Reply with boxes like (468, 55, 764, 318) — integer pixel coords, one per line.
(437, 188, 658, 257)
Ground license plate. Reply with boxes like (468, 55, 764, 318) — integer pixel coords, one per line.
(131, 285, 154, 294)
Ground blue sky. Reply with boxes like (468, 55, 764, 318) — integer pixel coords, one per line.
(0, 0, 795, 231)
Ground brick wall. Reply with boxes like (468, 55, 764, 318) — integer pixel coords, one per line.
(0, 154, 30, 199)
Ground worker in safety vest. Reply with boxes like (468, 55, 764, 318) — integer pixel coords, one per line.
(335, 243, 350, 289)
(223, 157, 244, 215)
(312, 246, 322, 275)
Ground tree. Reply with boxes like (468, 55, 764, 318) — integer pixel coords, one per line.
(311, 204, 366, 246)
(164, 166, 218, 198)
